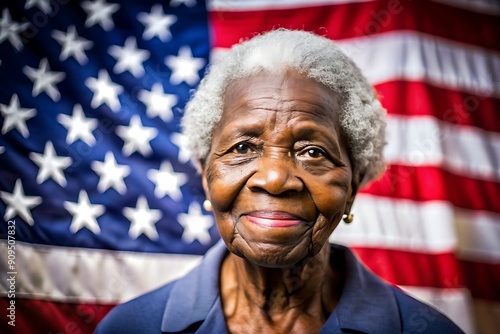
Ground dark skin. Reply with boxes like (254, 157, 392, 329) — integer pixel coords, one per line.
(201, 69, 360, 333)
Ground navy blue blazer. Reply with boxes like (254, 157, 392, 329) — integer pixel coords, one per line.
(95, 240, 464, 333)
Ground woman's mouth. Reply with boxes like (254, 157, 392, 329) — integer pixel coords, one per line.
(245, 211, 306, 228)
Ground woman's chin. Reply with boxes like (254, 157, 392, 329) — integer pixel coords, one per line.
(229, 237, 314, 269)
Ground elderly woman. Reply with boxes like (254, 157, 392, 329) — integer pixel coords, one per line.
(96, 29, 462, 333)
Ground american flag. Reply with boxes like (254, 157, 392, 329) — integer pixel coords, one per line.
(0, 0, 499, 333)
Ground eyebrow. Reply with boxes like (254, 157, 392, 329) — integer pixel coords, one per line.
(292, 123, 343, 156)
(214, 120, 265, 146)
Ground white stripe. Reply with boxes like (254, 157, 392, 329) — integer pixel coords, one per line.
(331, 194, 500, 261)
(385, 115, 500, 182)
(456, 209, 500, 262)
(207, 0, 371, 11)
(337, 32, 500, 97)
(0, 240, 201, 303)
(213, 31, 500, 98)
(399, 286, 476, 334)
(331, 195, 458, 252)
(0, 238, 490, 296)
(208, 0, 500, 14)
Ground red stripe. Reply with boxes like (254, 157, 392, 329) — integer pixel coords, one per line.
(375, 81, 500, 133)
(210, 0, 500, 51)
(362, 165, 500, 213)
(351, 247, 465, 288)
(352, 247, 500, 301)
(460, 259, 500, 300)
(0, 297, 114, 334)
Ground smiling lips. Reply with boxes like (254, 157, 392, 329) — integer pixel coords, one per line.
(246, 211, 306, 228)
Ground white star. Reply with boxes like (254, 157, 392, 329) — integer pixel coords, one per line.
(0, 8, 30, 51)
(170, 132, 191, 163)
(177, 202, 213, 245)
(52, 26, 93, 65)
(124, 196, 162, 240)
(147, 161, 187, 201)
(138, 4, 177, 42)
(57, 104, 98, 145)
(85, 70, 123, 112)
(170, 0, 197, 7)
(64, 190, 104, 234)
(91, 151, 130, 194)
(23, 58, 65, 101)
(25, 0, 52, 14)
(116, 115, 158, 156)
(165, 46, 205, 86)
(29, 141, 72, 186)
(0, 179, 41, 226)
(0, 146, 4, 154)
(138, 83, 177, 122)
(82, 0, 120, 31)
(108, 36, 150, 77)
(0, 94, 36, 138)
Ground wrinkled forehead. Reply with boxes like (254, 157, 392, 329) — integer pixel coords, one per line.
(220, 69, 342, 130)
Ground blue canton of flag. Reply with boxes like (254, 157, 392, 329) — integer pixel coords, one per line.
(0, 0, 218, 255)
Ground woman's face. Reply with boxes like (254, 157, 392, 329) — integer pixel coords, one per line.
(202, 69, 358, 268)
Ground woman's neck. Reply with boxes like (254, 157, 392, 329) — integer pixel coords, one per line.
(220, 243, 342, 333)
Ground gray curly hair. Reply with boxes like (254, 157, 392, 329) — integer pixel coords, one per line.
(182, 29, 386, 185)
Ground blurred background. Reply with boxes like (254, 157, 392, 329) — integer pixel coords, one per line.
(0, 0, 499, 333)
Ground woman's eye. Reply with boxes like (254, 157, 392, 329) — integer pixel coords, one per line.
(232, 143, 252, 154)
(305, 148, 324, 158)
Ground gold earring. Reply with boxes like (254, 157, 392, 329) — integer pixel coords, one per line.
(203, 199, 212, 211)
(342, 213, 353, 224)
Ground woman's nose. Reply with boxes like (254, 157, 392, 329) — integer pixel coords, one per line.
(246, 154, 304, 195)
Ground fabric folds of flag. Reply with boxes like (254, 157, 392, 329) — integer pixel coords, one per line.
(1, 0, 499, 333)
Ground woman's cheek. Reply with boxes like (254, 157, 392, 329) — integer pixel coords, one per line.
(310, 173, 350, 219)
(213, 211, 236, 242)
(206, 162, 249, 212)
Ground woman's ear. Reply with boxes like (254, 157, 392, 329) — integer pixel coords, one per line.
(345, 172, 362, 214)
